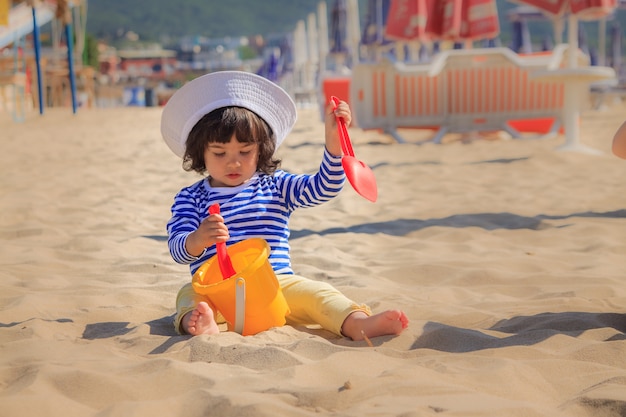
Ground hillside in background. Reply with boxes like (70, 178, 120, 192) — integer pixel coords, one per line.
(86, 0, 322, 43)
(86, 0, 626, 52)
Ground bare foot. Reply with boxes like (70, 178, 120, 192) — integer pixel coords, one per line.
(181, 302, 220, 336)
(341, 310, 409, 341)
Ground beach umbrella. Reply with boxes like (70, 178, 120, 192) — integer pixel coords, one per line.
(30, 2, 43, 114)
(307, 12, 319, 65)
(267, 50, 279, 82)
(382, 0, 441, 61)
(608, 21, 621, 71)
(443, 0, 500, 43)
(56, 0, 77, 113)
(507, 5, 544, 52)
(508, 0, 618, 153)
(293, 20, 307, 70)
(510, 20, 533, 52)
(508, 0, 617, 66)
(361, 0, 392, 47)
(588, 45, 598, 64)
(257, 48, 280, 82)
(346, 0, 361, 61)
(384, 0, 443, 42)
(317, 1, 329, 71)
(329, 0, 348, 54)
(541, 34, 554, 50)
(418, 42, 430, 61)
(510, 0, 617, 17)
(482, 37, 500, 47)
(378, 0, 500, 62)
(577, 23, 589, 55)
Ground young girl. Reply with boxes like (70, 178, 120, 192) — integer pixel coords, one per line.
(612, 120, 626, 159)
(161, 71, 408, 341)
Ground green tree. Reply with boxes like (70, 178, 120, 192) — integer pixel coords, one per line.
(83, 33, 99, 69)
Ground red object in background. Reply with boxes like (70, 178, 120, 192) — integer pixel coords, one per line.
(569, 0, 616, 19)
(424, 1, 446, 37)
(459, 0, 500, 40)
(385, 0, 444, 41)
(509, 0, 616, 19)
(511, 0, 567, 15)
(442, 0, 500, 41)
(385, 0, 499, 43)
(508, 118, 564, 135)
(441, 0, 462, 39)
(322, 76, 351, 108)
(384, 0, 420, 41)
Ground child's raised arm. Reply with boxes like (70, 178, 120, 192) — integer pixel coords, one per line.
(612, 121, 626, 159)
(324, 99, 351, 157)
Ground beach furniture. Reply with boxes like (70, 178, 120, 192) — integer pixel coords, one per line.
(341, 45, 614, 145)
(0, 66, 26, 121)
(507, 0, 619, 152)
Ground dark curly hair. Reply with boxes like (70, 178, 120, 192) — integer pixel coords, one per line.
(183, 106, 281, 175)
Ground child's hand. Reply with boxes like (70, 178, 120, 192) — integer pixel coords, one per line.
(325, 99, 352, 157)
(185, 213, 230, 257)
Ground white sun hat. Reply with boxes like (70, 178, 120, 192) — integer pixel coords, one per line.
(161, 71, 297, 158)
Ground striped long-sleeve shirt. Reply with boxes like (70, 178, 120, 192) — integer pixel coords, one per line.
(167, 149, 345, 276)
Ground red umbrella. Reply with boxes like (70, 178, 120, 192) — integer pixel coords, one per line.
(383, 0, 444, 62)
(510, 0, 616, 19)
(508, 0, 618, 153)
(508, 0, 617, 66)
(570, 0, 616, 18)
(385, 0, 499, 44)
(509, 0, 616, 46)
(441, 0, 500, 45)
(384, 0, 443, 42)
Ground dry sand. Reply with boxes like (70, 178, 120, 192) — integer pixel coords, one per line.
(1, 102, 625, 417)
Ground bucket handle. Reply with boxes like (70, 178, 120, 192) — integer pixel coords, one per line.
(234, 277, 246, 334)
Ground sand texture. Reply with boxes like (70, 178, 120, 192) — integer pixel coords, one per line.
(1, 103, 626, 417)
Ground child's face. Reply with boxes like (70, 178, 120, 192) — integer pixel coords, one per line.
(204, 134, 259, 187)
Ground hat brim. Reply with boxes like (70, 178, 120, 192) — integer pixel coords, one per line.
(161, 71, 297, 158)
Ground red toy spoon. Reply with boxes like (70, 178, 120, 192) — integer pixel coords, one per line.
(330, 96, 378, 202)
(208, 203, 236, 280)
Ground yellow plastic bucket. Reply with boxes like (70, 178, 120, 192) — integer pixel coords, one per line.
(191, 238, 290, 336)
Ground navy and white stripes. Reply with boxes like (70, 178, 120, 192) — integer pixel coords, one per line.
(167, 149, 345, 276)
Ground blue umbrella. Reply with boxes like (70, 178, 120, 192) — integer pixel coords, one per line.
(541, 35, 553, 51)
(329, 0, 348, 54)
(360, 0, 392, 46)
(31, 5, 44, 115)
(588, 46, 598, 65)
(509, 20, 532, 53)
(432, 41, 440, 54)
(257, 48, 280, 82)
(609, 22, 621, 74)
(267, 51, 279, 81)
(577, 24, 589, 56)
(54, 0, 77, 113)
(65, 20, 77, 113)
(418, 43, 430, 62)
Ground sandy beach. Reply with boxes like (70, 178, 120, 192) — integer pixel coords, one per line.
(1, 101, 625, 417)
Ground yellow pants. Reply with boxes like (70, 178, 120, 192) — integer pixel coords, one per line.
(174, 273, 371, 337)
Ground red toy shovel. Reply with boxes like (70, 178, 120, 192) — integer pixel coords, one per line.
(330, 96, 378, 202)
(208, 203, 236, 280)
